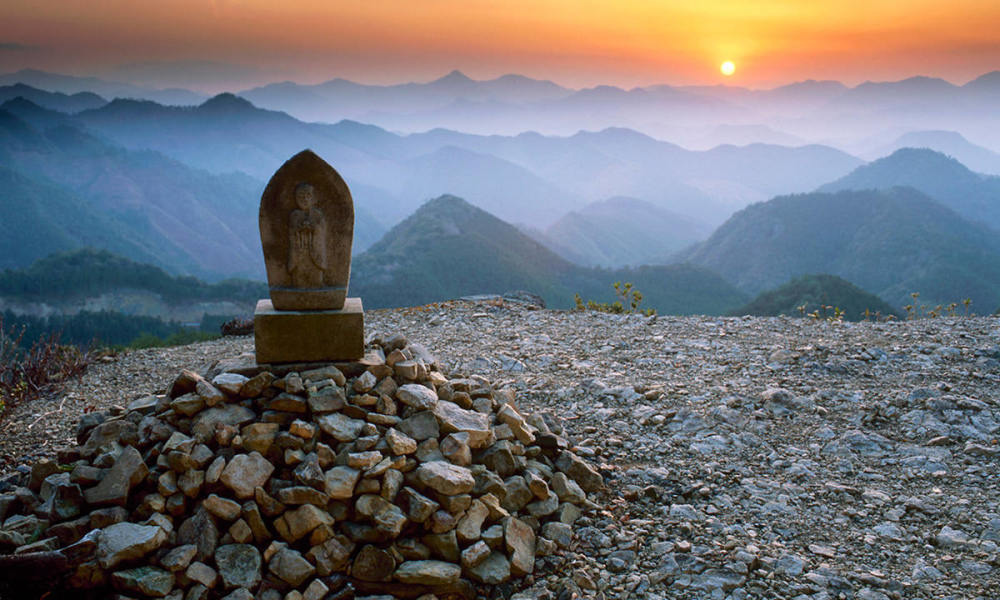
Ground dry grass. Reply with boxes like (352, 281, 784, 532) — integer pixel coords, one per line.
(0, 314, 90, 422)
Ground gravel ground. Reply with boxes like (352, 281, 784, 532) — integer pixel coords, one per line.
(3, 298, 1000, 599)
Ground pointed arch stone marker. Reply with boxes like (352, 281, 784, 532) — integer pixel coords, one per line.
(260, 149, 353, 310)
(254, 150, 364, 363)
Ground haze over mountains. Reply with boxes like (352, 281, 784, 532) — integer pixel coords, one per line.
(2, 68, 1000, 316)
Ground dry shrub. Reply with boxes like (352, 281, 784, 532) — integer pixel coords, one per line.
(220, 317, 254, 336)
(0, 314, 90, 421)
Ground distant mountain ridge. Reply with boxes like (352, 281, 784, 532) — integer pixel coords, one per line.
(819, 148, 1000, 231)
(677, 187, 1000, 310)
(865, 131, 1000, 175)
(0, 106, 264, 278)
(21, 92, 863, 229)
(0, 83, 106, 113)
(352, 195, 748, 314)
(539, 197, 710, 267)
(0, 69, 206, 105)
(5, 67, 1000, 151)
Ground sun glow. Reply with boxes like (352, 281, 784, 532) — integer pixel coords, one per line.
(720, 61, 736, 76)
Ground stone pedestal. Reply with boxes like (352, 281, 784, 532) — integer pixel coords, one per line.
(254, 297, 364, 364)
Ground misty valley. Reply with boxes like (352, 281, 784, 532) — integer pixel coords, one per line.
(3, 69, 1000, 349)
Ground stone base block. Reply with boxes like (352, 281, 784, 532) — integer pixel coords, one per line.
(254, 297, 364, 364)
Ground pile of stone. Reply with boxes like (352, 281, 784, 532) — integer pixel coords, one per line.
(0, 334, 602, 599)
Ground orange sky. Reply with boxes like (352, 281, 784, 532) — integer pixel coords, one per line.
(1, 0, 998, 90)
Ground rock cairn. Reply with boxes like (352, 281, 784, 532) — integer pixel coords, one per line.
(0, 335, 602, 599)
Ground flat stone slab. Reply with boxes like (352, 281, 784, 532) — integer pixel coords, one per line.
(254, 297, 364, 363)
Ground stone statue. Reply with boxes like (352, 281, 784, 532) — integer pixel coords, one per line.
(255, 149, 364, 363)
(287, 182, 327, 288)
(258, 150, 354, 311)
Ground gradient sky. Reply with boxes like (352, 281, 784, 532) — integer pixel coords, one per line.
(1, 0, 998, 91)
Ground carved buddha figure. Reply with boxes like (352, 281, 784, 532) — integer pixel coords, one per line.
(287, 182, 327, 288)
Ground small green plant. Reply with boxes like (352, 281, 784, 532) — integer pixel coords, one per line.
(903, 293, 974, 319)
(804, 304, 844, 322)
(574, 281, 655, 316)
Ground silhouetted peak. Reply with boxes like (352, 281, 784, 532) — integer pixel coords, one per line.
(882, 147, 968, 168)
(855, 76, 955, 93)
(432, 70, 474, 85)
(198, 92, 256, 112)
(419, 194, 476, 214)
(5, 82, 40, 93)
(1, 96, 44, 111)
(965, 71, 1000, 90)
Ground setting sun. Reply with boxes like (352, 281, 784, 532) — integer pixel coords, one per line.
(721, 61, 736, 76)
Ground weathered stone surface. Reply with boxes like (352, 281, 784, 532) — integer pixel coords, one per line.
(276, 485, 328, 506)
(398, 486, 440, 523)
(275, 504, 334, 542)
(204, 494, 243, 521)
(432, 401, 494, 449)
(80, 419, 136, 458)
(254, 298, 364, 363)
(111, 566, 174, 597)
(185, 561, 219, 588)
(415, 461, 475, 495)
(215, 544, 263, 590)
(393, 560, 461, 585)
(554, 451, 603, 492)
(396, 384, 438, 410)
(259, 149, 354, 311)
(213, 372, 249, 396)
(84, 445, 148, 507)
(220, 452, 275, 499)
(177, 507, 220, 561)
(348, 450, 383, 469)
(504, 517, 536, 576)
(269, 546, 316, 586)
(352, 544, 395, 581)
(461, 540, 491, 569)
(541, 521, 573, 549)
(397, 411, 440, 441)
(549, 471, 586, 504)
(317, 412, 366, 442)
(385, 428, 417, 455)
(192, 405, 256, 441)
(196, 379, 227, 407)
(240, 422, 280, 454)
(307, 535, 355, 576)
(160, 544, 198, 572)
(440, 432, 472, 466)
(268, 392, 308, 413)
(220, 588, 253, 600)
(466, 551, 511, 585)
(456, 499, 489, 544)
(307, 385, 346, 413)
(324, 466, 361, 499)
(97, 522, 168, 569)
(38, 473, 84, 521)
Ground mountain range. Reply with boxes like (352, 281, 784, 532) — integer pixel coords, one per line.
(533, 197, 710, 267)
(45, 91, 863, 229)
(0, 106, 263, 278)
(2, 70, 1000, 315)
(351, 195, 748, 314)
(819, 148, 1000, 231)
(5, 67, 1000, 151)
(677, 187, 1000, 309)
(237, 70, 1000, 150)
